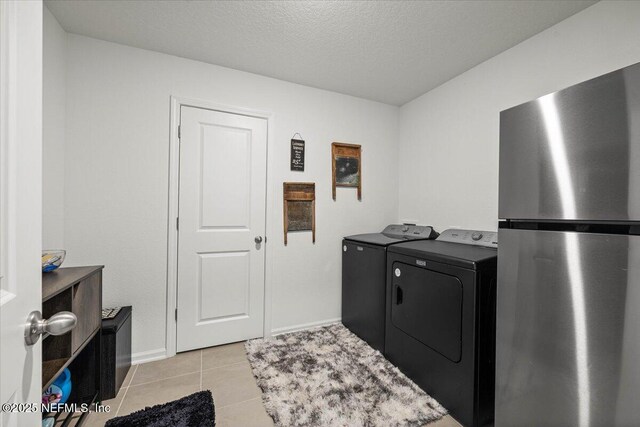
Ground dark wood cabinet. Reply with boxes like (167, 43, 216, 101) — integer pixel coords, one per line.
(42, 266, 103, 426)
(71, 272, 102, 353)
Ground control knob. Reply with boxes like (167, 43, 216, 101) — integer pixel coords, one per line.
(471, 232, 483, 241)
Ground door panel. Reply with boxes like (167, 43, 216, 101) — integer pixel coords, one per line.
(177, 106, 267, 352)
(499, 62, 640, 221)
(198, 251, 249, 321)
(0, 2, 42, 425)
(200, 125, 251, 228)
(496, 229, 640, 427)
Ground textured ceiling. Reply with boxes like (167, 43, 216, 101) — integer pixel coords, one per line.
(46, 0, 597, 105)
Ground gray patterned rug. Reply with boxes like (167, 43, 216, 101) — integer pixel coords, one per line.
(245, 323, 447, 426)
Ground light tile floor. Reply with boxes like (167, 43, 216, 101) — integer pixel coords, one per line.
(85, 341, 462, 427)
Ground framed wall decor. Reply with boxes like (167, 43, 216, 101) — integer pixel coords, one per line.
(283, 182, 315, 245)
(290, 138, 305, 171)
(331, 142, 361, 200)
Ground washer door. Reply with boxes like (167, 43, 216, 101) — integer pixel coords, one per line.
(391, 262, 463, 362)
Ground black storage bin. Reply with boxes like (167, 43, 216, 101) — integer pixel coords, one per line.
(101, 306, 132, 400)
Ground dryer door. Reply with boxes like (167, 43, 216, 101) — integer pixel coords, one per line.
(391, 262, 463, 362)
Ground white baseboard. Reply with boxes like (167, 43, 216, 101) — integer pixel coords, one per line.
(134, 319, 341, 363)
(270, 317, 341, 336)
(131, 347, 167, 365)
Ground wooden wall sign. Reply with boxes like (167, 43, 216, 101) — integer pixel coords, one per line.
(331, 142, 361, 200)
(290, 139, 305, 171)
(283, 182, 315, 245)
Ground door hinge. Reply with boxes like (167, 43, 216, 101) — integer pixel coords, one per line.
(176, 217, 179, 230)
(175, 308, 178, 322)
(178, 125, 181, 139)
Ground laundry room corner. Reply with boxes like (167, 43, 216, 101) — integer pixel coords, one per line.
(58, 33, 402, 360)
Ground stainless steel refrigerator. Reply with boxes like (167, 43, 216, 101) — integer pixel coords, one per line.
(497, 63, 640, 427)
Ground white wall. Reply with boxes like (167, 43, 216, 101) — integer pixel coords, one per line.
(43, 6, 66, 249)
(63, 35, 399, 358)
(398, 1, 640, 232)
(53, 0, 640, 360)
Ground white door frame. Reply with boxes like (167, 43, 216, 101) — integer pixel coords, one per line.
(166, 96, 274, 358)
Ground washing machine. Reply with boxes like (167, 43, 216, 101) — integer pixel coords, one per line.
(385, 229, 498, 427)
(342, 224, 438, 353)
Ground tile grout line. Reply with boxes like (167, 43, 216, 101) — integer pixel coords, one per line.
(127, 363, 139, 387)
(115, 364, 137, 416)
(217, 396, 262, 410)
(128, 370, 201, 388)
(201, 359, 248, 374)
(125, 353, 246, 388)
(125, 363, 246, 390)
(109, 349, 261, 419)
(114, 386, 129, 417)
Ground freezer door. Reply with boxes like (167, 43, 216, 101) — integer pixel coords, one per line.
(499, 62, 640, 221)
(496, 229, 640, 427)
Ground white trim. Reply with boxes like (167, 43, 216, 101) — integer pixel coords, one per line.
(165, 97, 180, 359)
(271, 318, 342, 336)
(166, 95, 274, 358)
(131, 348, 167, 365)
(0, 0, 17, 301)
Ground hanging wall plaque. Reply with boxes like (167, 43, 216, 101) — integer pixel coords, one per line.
(290, 139, 305, 171)
(283, 182, 315, 245)
(331, 142, 361, 200)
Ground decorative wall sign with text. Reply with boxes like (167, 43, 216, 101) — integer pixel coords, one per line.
(290, 139, 305, 171)
(283, 182, 315, 245)
(332, 142, 361, 200)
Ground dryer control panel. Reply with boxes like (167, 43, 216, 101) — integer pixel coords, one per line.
(382, 224, 438, 240)
(437, 229, 498, 248)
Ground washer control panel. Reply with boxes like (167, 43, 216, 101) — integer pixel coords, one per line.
(382, 224, 438, 239)
(437, 228, 498, 248)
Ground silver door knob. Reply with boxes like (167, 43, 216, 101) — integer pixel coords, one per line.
(24, 310, 77, 346)
(254, 236, 263, 244)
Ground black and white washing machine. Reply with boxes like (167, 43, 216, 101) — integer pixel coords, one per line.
(385, 229, 498, 427)
(342, 224, 438, 353)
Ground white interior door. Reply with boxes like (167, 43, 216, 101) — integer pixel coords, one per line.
(177, 106, 267, 352)
(0, 1, 43, 426)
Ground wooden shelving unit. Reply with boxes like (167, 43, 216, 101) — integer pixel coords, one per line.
(43, 358, 69, 388)
(42, 266, 103, 426)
